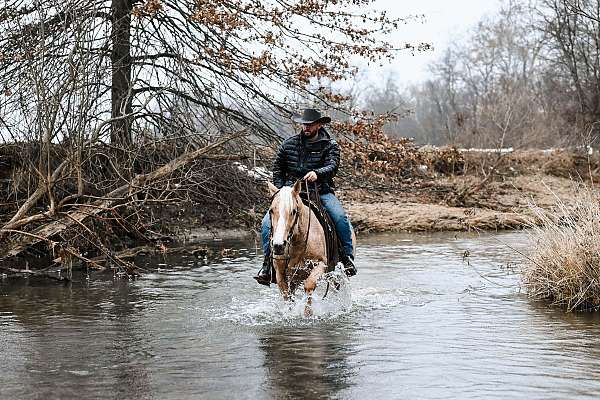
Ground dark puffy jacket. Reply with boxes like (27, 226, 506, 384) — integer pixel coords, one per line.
(273, 128, 340, 194)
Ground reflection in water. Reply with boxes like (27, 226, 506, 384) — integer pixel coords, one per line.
(0, 276, 154, 400)
(4, 232, 600, 399)
(259, 325, 356, 399)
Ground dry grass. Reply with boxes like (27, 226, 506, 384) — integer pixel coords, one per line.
(524, 186, 600, 311)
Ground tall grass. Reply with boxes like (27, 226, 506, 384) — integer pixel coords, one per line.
(524, 186, 600, 311)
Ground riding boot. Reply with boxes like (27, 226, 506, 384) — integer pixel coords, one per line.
(254, 255, 272, 286)
(339, 252, 357, 277)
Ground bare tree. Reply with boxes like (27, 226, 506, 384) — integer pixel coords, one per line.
(539, 0, 600, 140)
(1, 0, 409, 145)
(0, 0, 412, 273)
(359, 72, 413, 138)
(411, 0, 554, 148)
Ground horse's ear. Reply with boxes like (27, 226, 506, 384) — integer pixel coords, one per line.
(292, 179, 302, 195)
(266, 181, 279, 197)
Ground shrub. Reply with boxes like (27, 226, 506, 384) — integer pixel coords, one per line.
(523, 187, 600, 311)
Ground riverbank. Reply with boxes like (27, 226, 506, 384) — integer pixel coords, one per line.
(173, 149, 595, 239)
(1, 142, 595, 274)
(338, 173, 581, 233)
(329, 145, 598, 234)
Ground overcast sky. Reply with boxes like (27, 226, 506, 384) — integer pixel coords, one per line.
(357, 0, 504, 86)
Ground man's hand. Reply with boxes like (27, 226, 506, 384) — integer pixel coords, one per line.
(303, 171, 317, 182)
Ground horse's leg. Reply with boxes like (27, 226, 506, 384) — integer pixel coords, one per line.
(304, 261, 326, 317)
(275, 268, 290, 301)
(289, 280, 299, 297)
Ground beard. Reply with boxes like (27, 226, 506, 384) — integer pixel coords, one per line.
(302, 128, 318, 138)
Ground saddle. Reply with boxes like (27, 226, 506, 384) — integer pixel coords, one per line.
(299, 189, 339, 273)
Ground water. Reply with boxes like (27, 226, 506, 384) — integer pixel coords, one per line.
(3, 231, 600, 399)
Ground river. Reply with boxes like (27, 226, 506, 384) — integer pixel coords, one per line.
(2, 231, 600, 399)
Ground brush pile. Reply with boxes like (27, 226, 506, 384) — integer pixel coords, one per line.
(333, 116, 465, 181)
(0, 137, 266, 276)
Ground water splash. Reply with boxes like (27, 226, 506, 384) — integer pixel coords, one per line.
(211, 265, 424, 326)
(213, 266, 354, 326)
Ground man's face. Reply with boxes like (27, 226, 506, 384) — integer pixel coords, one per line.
(302, 122, 322, 137)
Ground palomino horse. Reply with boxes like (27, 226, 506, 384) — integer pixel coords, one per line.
(266, 180, 355, 316)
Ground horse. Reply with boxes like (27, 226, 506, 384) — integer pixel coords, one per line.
(266, 180, 355, 316)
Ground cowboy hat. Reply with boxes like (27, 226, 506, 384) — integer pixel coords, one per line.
(292, 108, 331, 124)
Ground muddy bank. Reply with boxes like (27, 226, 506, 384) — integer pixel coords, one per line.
(344, 201, 528, 232)
(337, 172, 586, 234)
(177, 172, 583, 238)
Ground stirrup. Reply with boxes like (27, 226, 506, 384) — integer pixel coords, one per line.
(254, 274, 271, 286)
(254, 275, 271, 286)
(254, 269, 271, 286)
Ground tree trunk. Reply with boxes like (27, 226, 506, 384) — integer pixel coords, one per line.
(111, 0, 133, 145)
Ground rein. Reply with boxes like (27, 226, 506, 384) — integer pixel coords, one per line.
(302, 179, 312, 254)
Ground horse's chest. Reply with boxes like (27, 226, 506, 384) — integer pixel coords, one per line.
(285, 259, 319, 281)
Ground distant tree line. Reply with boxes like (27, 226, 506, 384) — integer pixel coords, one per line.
(358, 0, 600, 149)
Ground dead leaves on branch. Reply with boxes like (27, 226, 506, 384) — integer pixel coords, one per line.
(134, 0, 405, 93)
(132, 0, 163, 17)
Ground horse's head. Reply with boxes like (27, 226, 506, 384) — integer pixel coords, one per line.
(267, 180, 303, 258)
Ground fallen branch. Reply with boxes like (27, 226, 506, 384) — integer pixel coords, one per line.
(0, 132, 245, 263)
(1, 159, 69, 232)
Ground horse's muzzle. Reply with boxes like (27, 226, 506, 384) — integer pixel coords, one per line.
(272, 242, 286, 256)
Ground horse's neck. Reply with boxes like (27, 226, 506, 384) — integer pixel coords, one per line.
(294, 201, 318, 241)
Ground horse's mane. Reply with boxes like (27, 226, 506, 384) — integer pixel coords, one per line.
(276, 186, 294, 213)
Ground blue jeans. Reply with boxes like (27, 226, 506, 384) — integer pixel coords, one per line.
(261, 193, 354, 259)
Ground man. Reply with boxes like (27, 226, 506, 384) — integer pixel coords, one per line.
(254, 108, 356, 286)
